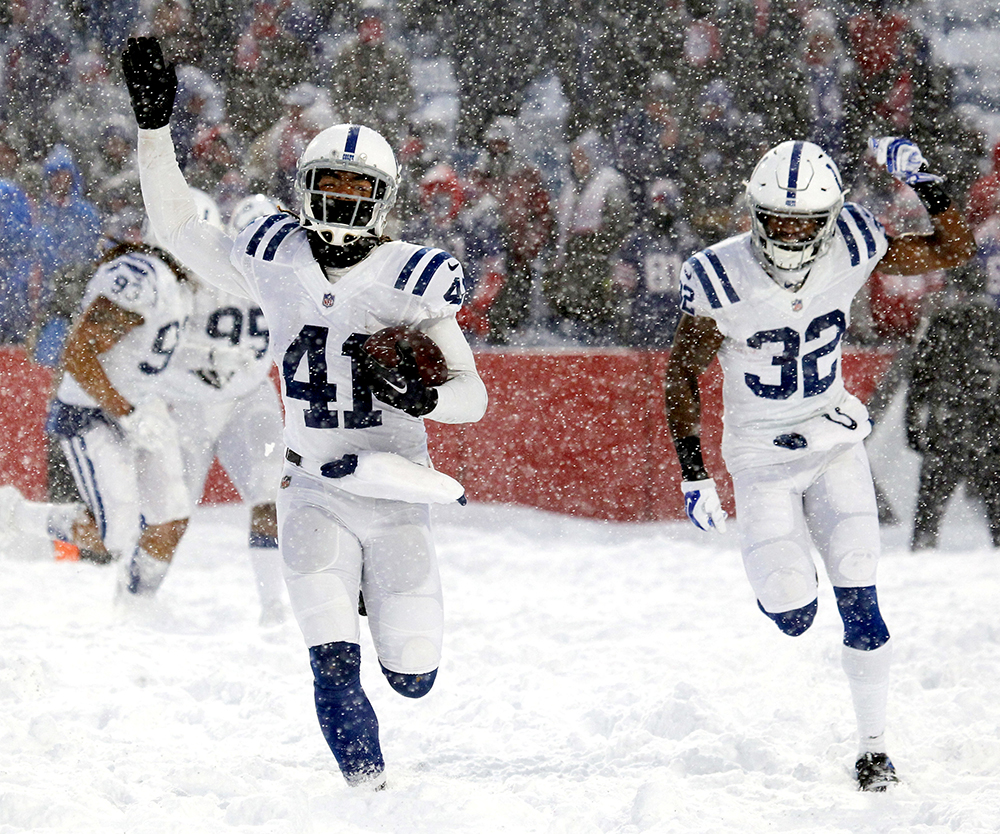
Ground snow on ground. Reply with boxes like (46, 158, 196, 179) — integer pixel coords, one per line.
(1, 489, 1000, 833)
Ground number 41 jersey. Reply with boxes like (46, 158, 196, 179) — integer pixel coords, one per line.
(232, 215, 467, 465)
(679, 202, 889, 473)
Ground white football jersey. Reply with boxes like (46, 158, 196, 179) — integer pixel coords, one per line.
(679, 202, 889, 472)
(57, 249, 193, 410)
(162, 280, 272, 403)
(231, 216, 466, 464)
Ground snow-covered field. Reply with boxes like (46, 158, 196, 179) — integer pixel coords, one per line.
(2, 458, 1000, 833)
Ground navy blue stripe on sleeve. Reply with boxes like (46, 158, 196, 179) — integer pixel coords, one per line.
(844, 204, 877, 259)
(245, 214, 286, 257)
(836, 216, 860, 267)
(394, 247, 431, 290)
(262, 219, 298, 261)
(412, 251, 449, 297)
(704, 249, 739, 303)
(689, 256, 722, 309)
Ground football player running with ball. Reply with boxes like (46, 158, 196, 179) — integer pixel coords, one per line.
(664, 138, 975, 790)
(122, 38, 487, 789)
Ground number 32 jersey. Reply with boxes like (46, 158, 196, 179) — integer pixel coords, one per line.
(679, 202, 889, 472)
(232, 215, 467, 464)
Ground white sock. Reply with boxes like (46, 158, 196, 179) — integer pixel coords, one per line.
(249, 540, 286, 613)
(125, 547, 171, 596)
(842, 640, 893, 754)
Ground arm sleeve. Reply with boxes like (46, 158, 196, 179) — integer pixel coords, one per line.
(420, 316, 488, 424)
(137, 127, 255, 300)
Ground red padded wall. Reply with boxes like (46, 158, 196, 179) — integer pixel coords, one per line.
(0, 347, 893, 521)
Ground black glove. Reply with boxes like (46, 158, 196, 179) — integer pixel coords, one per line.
(362, 344, 438, 417)
(121, 36, 177, 130)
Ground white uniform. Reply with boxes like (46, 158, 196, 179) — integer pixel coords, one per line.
(161, 281, 283, 512)
(680, 203, 889, 613)
(138, 127, 488, 674)
(50, 248, 193, 559)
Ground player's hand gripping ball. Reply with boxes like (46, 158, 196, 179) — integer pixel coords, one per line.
(360, 326, 447, 417)
(362, 326, 448, 387)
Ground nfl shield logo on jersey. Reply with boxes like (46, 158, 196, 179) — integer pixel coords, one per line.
(792, 298, 803, 312)
(323, 293, 335, 308)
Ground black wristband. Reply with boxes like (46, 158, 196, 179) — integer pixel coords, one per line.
(911, 179, 952, 216)
(674, 435, 709, 482)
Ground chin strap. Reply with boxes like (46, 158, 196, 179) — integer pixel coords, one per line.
(307, 231, 380, 269)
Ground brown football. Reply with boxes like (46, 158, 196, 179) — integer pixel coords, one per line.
(362, 325, 449, 387)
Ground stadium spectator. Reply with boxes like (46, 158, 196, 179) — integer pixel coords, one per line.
(545, 129, 633, 341)
(799, 9, 848, 167)
(966, 138, 1000, 230)
(50, 51, 133, 176)
(0, 178, 36, 344)
(85, 117, 141, 217)
(471, 117, 554, 344)
(613, 177, 701, 348)
(1, 0, 73, 160)
(32, 145, 102, 367)
(611, 71, 684, 213)
(226, 0, 314, 143)
(681, 79, 749, 245)
(329, 2, 415, 145)
(172, 65, 224, 171)
(906, 262, 1000, 550)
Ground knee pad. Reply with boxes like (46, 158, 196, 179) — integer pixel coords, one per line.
(834, 586, 890, 650)
(380, 663, 437, 698)
(758, 598, 817, 636)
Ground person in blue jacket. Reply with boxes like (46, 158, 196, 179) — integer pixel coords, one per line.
(0, 179, 36, 344)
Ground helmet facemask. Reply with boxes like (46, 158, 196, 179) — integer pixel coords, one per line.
(297, 161, 396, 246)
(750, 205, 840, 273)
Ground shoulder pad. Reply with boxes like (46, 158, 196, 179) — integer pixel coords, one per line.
(238, 214, 303, 264)
(389, 244, 466, 312)
(680, 246, 741, 316)
(836, 203, 887, 267)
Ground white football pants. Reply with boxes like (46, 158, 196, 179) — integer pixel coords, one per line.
(276, 463, 443, 675)
(732, 442, 881, 614)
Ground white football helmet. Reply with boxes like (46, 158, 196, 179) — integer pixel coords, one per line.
(227, 193, 279, 236)
(142, 187, 222, 247)
(294, 123, 399, 246)
(747, 140, 845, 276)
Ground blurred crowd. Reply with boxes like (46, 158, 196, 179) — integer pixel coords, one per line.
(2, 0, 1000, 357)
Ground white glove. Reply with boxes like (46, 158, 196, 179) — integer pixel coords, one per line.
(118, 398, 177, 453)
(681, 478, 727, 533)
(870, 136, 943, 185)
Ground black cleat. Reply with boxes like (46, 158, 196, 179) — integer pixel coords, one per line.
(855, 752, 899, 791)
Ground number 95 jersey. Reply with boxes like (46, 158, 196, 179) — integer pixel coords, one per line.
(679, 202, 889, 473)
(232, 216, 467, 464)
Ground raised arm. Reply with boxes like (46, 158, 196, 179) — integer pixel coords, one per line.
(870, 137, 977, 276)
(122, 37, 253, 300)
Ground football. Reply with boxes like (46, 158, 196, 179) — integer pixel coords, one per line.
(362, 325, 449, 387)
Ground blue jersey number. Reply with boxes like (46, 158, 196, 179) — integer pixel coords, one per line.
(139, 320, 181, 374)
(282, 325, 381, 429)
(744, 310, 846, 399)
(206, 305, 269, 359)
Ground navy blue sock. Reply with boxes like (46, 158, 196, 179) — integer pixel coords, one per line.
(834, 586, 890, 650)
(248, 530, 278, 549)
(309, 642, 384, 785)
(380, 663, 437, 698)
(758, 598, 818, 636)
